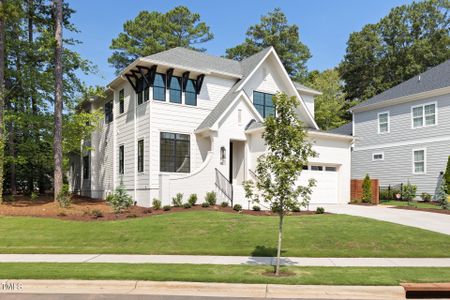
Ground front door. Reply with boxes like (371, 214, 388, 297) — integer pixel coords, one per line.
(229, 140, 245, 185)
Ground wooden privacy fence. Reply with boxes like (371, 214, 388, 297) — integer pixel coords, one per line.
(351, 179, 379, 204)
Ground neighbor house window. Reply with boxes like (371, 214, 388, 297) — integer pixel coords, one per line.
(378, 112, 389, 133)
(325, 166, 337, 172)
(160, 132, 190, 173)
(185, 79, 197, 106)
(153, 73, 166, 101)
(412, 103, 436, 128)
(372, 152, 384, 161)
(83, 155, 90, 179)
(105, 101, 113, 123)
(119, 145, 124, 174)
(169, 76, 182, 104)
(253, 91, 274, 118)
(311, 165, 323, 171)
(413, 149, 426, 174)
(119, 89, 124, 114)
(137, 140, 144, 173)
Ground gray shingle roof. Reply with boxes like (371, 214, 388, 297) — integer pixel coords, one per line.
(293, 82, 321, 95)
(143, 47, 242, 77)
(245, 120, 264, 131)
(327, 122, 353, 136)
(352, 59, 450, 110)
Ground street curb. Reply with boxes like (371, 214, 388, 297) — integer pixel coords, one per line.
(0, 279, 406, 299)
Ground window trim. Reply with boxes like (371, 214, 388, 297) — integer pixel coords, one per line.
(137, 139, 144, 173)
(377, 111, 390, 134)
(118, 145, 124, 175)
(411, 102, 437, 129)
(412, 148, 426, 174)
(372, 152, 384, 161)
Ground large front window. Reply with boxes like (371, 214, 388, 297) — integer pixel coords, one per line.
(160, 132, 190, 173)
(153, 73, 166, 101)
(412, 103, 436, 128)
(253, 91, 274, 118)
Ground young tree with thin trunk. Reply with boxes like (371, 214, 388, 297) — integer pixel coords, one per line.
(0, 0, 5, 202)
(243, 92, 316, 275)
(53, 0, 63, 200)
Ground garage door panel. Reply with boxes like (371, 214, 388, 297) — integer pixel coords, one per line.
(296, 169, 338, 204)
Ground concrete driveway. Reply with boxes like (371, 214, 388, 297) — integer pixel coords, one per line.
(319, 204, 450, 235)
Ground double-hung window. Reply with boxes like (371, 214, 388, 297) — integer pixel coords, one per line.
(160, 132, 190, 173)
(83, 155, 90, 179)
(137, 140, 144, 173)
(169, 76, 182, 104)
(185, 79, 197, 106)
(153, 73, 166, 101)
(413, 149, 426, 174)
(378, 112, 389, 133)
(119, 145, 124, 175)
(412, 103, 436, 128)
(119, 89, 124, 114)
(253, 91, 274, 118)
(105, 101, 113, 123)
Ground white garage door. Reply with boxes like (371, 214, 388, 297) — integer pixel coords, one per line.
(296, 165, 339, 204)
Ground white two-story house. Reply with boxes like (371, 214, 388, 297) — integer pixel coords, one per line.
(333, 59, 450, 196)
(70, 47, 353, 207)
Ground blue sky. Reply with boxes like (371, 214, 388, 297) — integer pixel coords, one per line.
(67, 0, 414, 87)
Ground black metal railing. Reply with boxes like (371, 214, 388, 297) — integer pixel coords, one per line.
(215, 168, 233, 206)
(379, 183, 403, 201)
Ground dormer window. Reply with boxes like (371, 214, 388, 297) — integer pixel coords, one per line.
(153, 73, 166, 101)
(253, 91, 274, 118)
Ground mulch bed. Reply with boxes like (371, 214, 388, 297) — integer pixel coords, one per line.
(391, 205, 450, 215)
(0, 195, 324, 221)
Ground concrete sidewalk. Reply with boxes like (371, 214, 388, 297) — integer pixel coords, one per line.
(0, 279, 406, 299)
(1, 254, 450, 267)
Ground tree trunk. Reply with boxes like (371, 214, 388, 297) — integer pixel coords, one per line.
(53, 0, 63, 200)
(0, 0, 5, 201)
(275, 213, 284, 276)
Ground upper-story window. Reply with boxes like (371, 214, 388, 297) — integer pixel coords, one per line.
(412, 103, 436, 128)
(253, 91, 274, 118)
(105, 101, 113, 123)
(185, 79, 197, 106)
(119, 89, 124, 114)
(378, 111, 389, 134)
(169, 76, 182, 104)
(153, 73, 166, 101)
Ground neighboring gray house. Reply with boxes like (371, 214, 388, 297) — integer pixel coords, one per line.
(333, 60, 450, 196)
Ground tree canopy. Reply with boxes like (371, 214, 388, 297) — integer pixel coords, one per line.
(340, 0, 450, 102)
(109, 6, 214, 73)
(225, 8, 311, 81)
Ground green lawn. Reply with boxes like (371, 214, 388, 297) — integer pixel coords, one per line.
(1, 211, 450, 257)
(1, 263, 450, 285)
(380, 200, 443, 209)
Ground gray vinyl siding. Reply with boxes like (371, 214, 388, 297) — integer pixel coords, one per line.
(352, 92, 450, 196)
(354, 94, 450, 148)
(352, 139, 449, 195)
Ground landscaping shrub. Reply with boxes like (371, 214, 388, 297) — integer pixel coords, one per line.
(316, 207, 325, 214)
(220, 201, 229, 208)
(205, 191, 217, 206)
(361, 174, 372, 203)
(183, 202, 192, 209)
(91, 209, 103, 218)
(271, 204, 281, 213)
(162, 205, 171, 211)
(401, 181, 417, 202)
(421, 192, 432, 202)
(379, 187, 401, 201)
(233, 204, 242, 211)
(436, 177, 448, 209)
(201, 202, 210, 208)
(291, 205, 301, 212)
(188, 194, 198, 206)
(57, 184, 72, 208)
(152, 198, 161, 210)
(252, 205, 261, 211)
(172, 193, 183, 207)
(445, 156, 450, 193)
(31, 192, 39, 201)
(107, 182, 133, 213)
